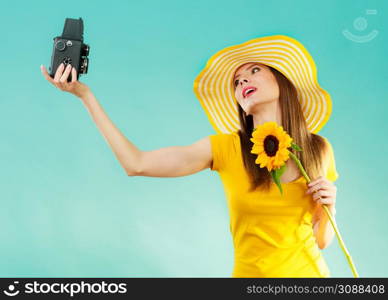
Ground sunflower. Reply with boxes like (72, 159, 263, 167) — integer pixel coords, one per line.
(250, 121, 293, 172)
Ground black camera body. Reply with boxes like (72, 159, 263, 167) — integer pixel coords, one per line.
(49, 18, 90, 82)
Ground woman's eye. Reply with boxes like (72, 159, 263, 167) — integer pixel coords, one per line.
(234, 67, 260, 87)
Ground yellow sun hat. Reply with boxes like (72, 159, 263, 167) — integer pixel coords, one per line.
(193, 35, 333, 134)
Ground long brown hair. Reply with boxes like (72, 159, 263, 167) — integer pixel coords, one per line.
(236, 65, 327, 192)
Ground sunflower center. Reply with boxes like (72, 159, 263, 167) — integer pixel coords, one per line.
(264, 135, 279, 157)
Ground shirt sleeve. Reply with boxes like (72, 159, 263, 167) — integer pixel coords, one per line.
(322, 137, 339, 182)
(209, 133, 237, 172)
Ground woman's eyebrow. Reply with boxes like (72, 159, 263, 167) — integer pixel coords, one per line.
(234, 63, 259, 80)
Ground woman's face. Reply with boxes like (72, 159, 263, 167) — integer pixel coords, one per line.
(233, 62, 279, 115)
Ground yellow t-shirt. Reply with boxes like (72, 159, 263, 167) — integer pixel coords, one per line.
(209, 132, 339, 278)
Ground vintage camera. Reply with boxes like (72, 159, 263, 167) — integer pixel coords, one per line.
(49, 17, 90, 82)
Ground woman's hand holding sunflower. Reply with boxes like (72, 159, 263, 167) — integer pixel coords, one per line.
(306, 176, 337, 213)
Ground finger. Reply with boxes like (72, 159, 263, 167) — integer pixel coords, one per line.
(55, 81, 65, 91)
(60, 64, 72, 83)
(318, 197, 336, 205)
(306, 181, 332, 194)
(71, 67, 77, 83)
(40, 65, 55, 84)
(54, 63, 65, 82)
(306, 183, 323, 194)
(312, 189, 333, 201)
(307, 176, 326, 188)
(308, 189, 336, 201)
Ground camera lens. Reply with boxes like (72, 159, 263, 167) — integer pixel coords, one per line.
(55, 40, 66, 51)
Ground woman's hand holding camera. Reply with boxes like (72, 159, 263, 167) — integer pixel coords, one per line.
(40, 63, 91, 99)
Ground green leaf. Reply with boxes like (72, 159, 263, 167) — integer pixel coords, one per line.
(270, 170, 283, 195)
(291, 142, 302, 151)
(275, 164, 287, 178)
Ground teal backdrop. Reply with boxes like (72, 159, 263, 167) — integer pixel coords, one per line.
(1, 0, 387, 277)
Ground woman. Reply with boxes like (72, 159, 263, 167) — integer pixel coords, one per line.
(41, 35, 339, 278)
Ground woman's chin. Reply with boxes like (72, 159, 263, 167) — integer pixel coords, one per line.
(245, 97, 270, 115)
(244, 97, 259, 110)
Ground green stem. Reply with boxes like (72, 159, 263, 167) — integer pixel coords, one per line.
(288, 151, 359, 278)
(289, 152, 311, 182)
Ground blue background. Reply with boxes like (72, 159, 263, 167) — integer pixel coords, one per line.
(1, 0, 387, 277)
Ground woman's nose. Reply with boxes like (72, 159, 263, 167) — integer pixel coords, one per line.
(239, 78, 249, 86)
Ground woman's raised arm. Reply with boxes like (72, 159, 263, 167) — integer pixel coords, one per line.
(136, 136, 212, 177)
(79, 92, 213, 177)
(41, 64, 213, 177)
